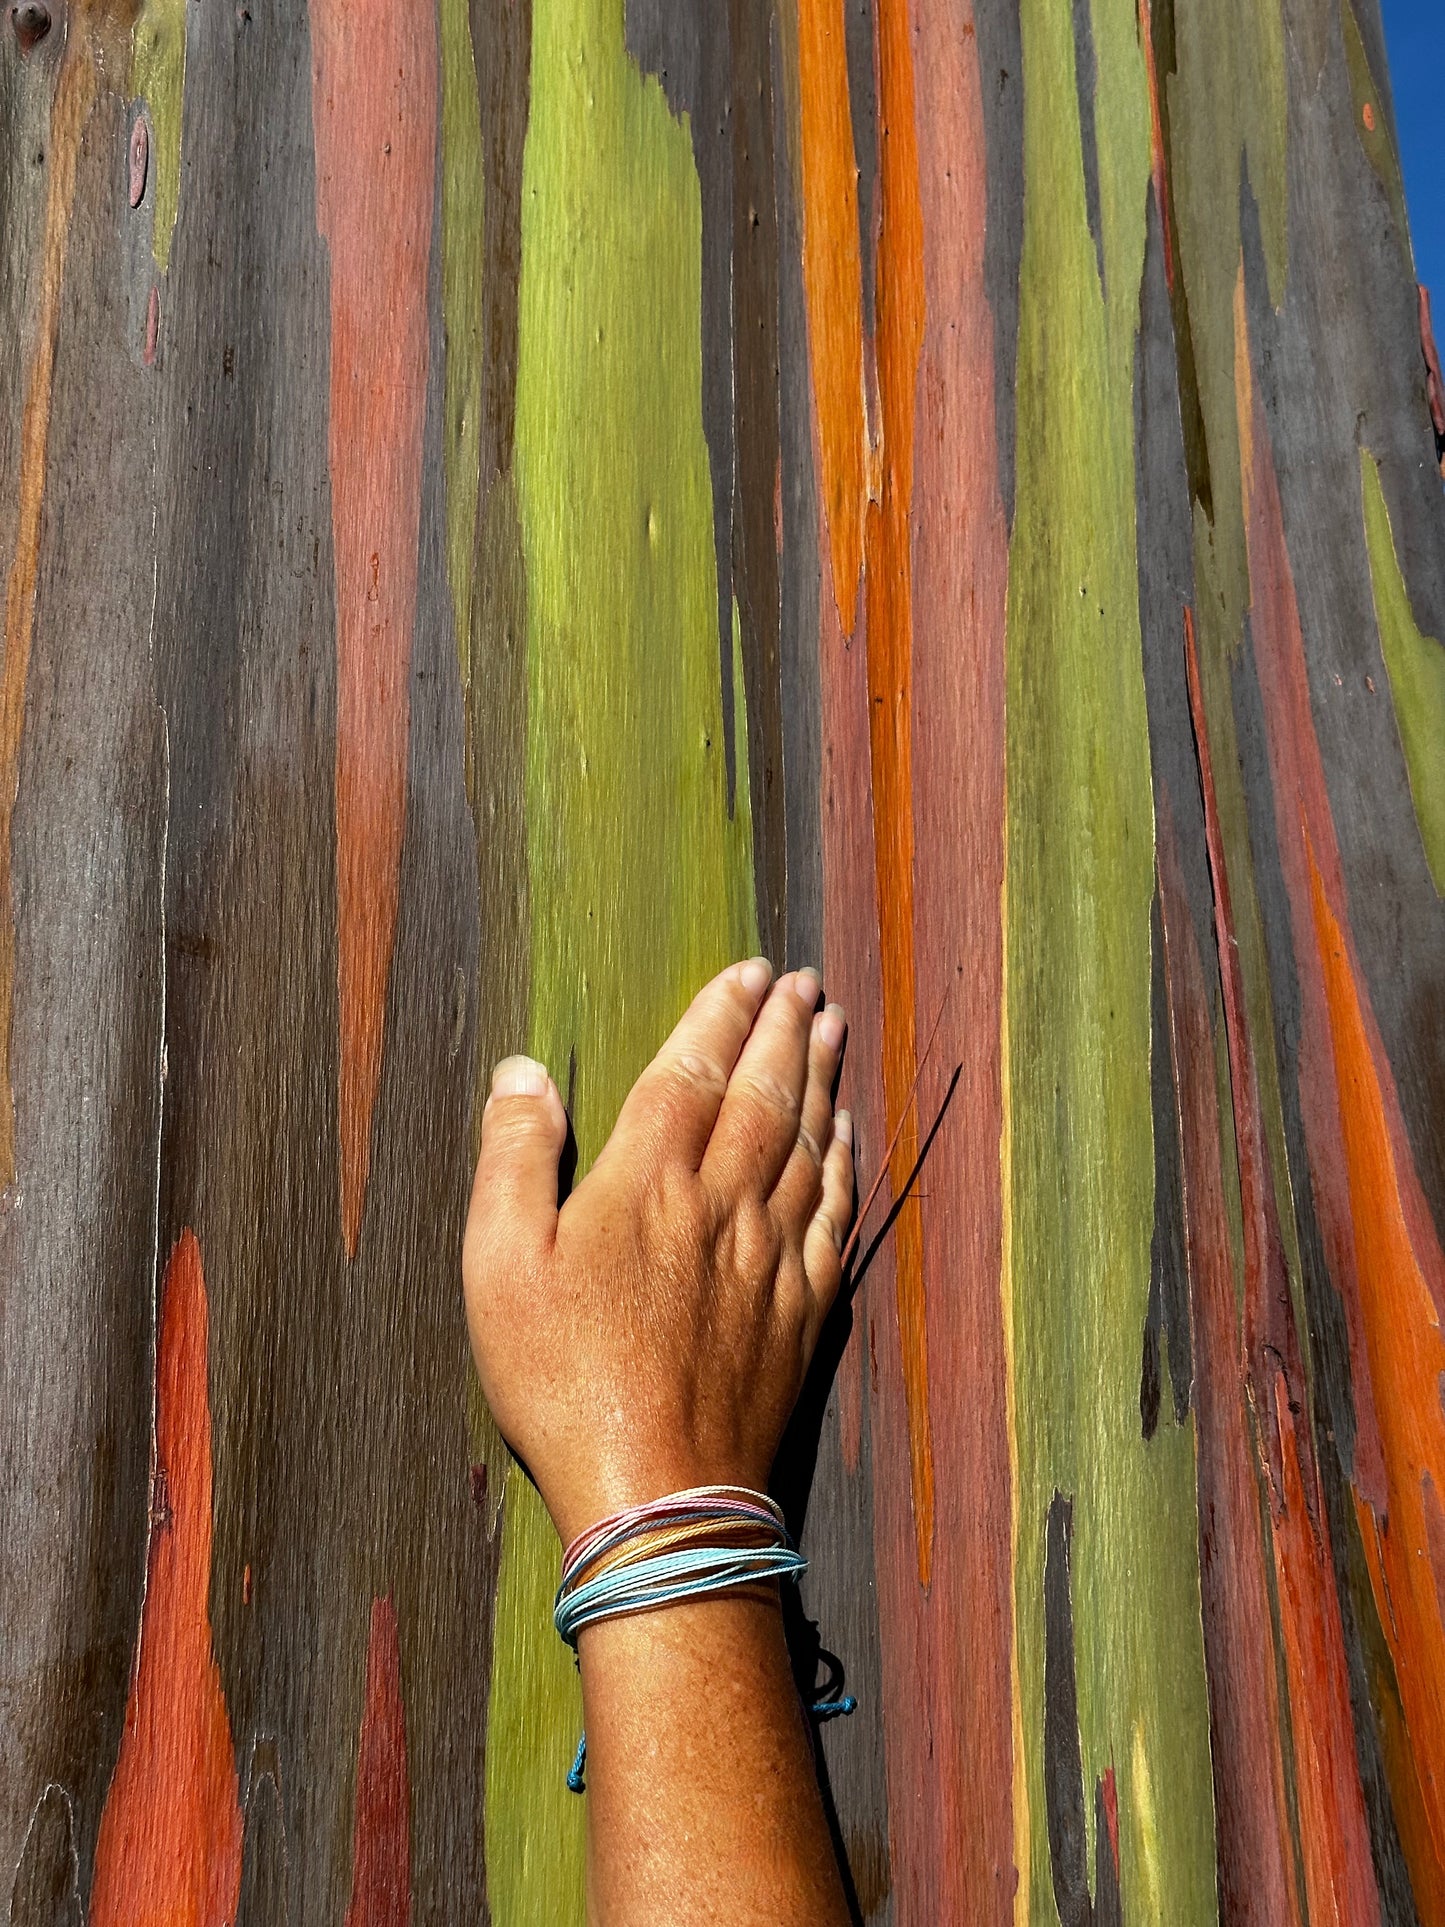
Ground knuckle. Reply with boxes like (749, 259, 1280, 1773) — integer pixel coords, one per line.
(796, 1161, 826, 1222)
(806, 1238, 843, 1309)
(729, 1197, 782, 1282)
(639, 1160, 712, 1262)
(735, 1066, 801, 1123)
(664, 1049, 729, 1104)
(795, 1119, 825, 1166)
(810, 1206, 844, 1262)
(483, 1094, 551, 1150)
(690, 972, 750, 1033)
(772, 1257, 814, 1330)
(653, 1158, 707, 1230)
(720, 971, 757, 1019)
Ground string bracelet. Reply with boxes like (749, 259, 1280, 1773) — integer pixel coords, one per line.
(553, 1484, 855, 1791)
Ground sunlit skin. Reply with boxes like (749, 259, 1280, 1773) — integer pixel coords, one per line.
(463, 957, 855, 1925)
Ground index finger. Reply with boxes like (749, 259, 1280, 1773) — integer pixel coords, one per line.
(601, 957, 774, 1170)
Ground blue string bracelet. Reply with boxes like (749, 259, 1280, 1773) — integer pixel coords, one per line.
(553, 1486, 856, 1793)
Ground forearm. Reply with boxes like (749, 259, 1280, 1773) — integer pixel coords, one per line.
(577, 1591, 852, 1926)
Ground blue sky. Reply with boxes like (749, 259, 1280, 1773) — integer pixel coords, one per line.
(1380, 0, 1444, 298)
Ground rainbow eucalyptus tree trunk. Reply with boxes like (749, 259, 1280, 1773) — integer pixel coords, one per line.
(1, 0, 1442, 1916)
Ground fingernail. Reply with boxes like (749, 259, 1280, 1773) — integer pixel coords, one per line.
(834, 1109, 853, 1150)
(492, 1054, 549, 1097)
(794, 966, 822, 1007)
(739, 955, 772, 996)
(818, 1003, 846, 1052)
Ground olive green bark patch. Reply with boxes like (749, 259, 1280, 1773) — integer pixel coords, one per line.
(485, 0, 757, 1918)
(1362, 451, 1445, 893)
(131, 0, 185, 270)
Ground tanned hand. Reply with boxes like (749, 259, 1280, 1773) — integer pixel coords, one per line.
(463, 958, 855, 1927)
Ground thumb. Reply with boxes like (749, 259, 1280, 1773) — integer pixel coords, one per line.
(469, 1056, 567, 1259)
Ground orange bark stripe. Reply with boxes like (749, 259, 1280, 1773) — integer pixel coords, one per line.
(0, 30, 100, 1187)
(346, 1595, 411, 1926)
(796, 0, 868, 632)
(865, 0, 931, 1588)
(1307, 837, 1445, 1877)
(311, 0, 438, 1257)
(90, 1230, 243, 1927)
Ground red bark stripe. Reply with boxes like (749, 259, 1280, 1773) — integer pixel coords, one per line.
(902, 0, 1013, 1907)
(815, 0, 1011, 1913)
(310, 0, 438, 1258)
(1155, 788, 1302, 1927)
(345, 1595, 411, 1927)
(1180, 608, 1295, 1498)
(90, 1230, 243, 1927)
(1270, 1360, 1383, 1927)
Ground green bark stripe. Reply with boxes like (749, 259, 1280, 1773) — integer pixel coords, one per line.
(1006, 0, 1216, 1914)
(130, 0, 185, 271)
(439, 0, 485, 687)
(485, 2, 757, 1916)
(1362, 450, 1445, 894)
(1165, 0, 1288, 664)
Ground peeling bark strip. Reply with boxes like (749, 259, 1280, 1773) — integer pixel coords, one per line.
(1181, 604, 1297, 1511)
(1184, 598, 1380, 1927)
(310, 0, 438, 1257)
(346, 1597, 411, 1927)
(90, 1231, 243, 1927)
(1155, 791, 1303, 1927)
(1420, 285, 1445, 453)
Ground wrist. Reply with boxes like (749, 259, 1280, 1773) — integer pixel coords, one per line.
(574, 1581, 786, 1666)
(544, 1453, 773, 1549)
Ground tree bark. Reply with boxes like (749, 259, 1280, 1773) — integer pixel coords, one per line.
(1, 0, 1442, 1920)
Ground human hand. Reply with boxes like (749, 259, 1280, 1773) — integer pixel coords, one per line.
(461, 959, 854, 1546)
